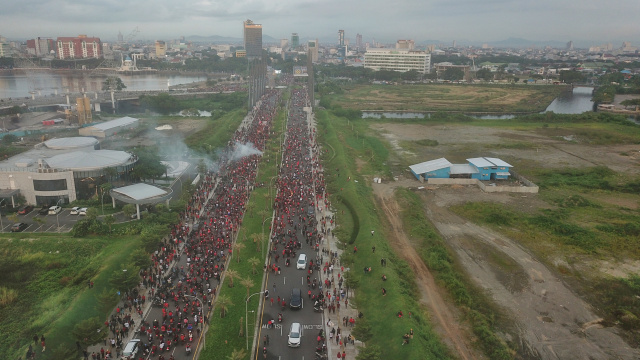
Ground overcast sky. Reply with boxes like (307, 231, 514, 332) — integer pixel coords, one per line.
(1, 0, 639, 46)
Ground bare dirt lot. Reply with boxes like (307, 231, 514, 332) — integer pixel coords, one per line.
(370, 122, 640, 359)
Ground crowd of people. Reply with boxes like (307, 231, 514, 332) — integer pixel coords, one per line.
(109, 89, 283, 360)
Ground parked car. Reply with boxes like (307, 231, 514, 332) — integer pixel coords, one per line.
(70, 206, 81, 215)
(78, 208, 88, 216)
(289, 288, 303, 309)
(18, 205, 33, 215)
(38, 205, 50, 215)
(11, 223, 28, 232)
(287, 322, 302, 347)
(296, 253, 307, 270)
(48, 206, 62, 215)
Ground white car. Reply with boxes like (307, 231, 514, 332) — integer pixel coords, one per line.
(78, 208, 88, 216)
(48, 206, 62, 215)
(70, 207, 80, 215)
(287, 322, 302, 347)
(296, 253, 307, 270)
(122, 339, 140, 358)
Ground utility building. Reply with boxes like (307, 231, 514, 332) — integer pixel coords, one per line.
(410, 157, 512, 182)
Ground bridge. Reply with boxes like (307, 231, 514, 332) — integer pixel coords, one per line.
(0, 88, 243, 111)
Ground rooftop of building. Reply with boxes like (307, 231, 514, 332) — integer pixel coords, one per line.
(84, 117, 139, 131)
(0, 137, 132, 173)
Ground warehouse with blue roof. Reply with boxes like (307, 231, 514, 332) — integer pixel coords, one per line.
(409, 157, 513, 182)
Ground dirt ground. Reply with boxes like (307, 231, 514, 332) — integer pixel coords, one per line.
(369, 122, 640, 359)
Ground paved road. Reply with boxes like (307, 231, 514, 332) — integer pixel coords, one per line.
(255, 86, 326, 360)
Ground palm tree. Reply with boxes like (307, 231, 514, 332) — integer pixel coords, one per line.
(248, 257, 261, 275)
(216, 294, 233, 318)
(227, 348, 247, 360)
(263, 192, 270, 210)
(240, 277, 255, 298)
(225, 269, 239, 288)
(258, 209, 269, 223)
(245, 202, 255, 216)
(233, 242, 245, 263)
(250, 233, 263, 252)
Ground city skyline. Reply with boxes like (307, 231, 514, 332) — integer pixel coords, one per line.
(1, 0, 639, 46)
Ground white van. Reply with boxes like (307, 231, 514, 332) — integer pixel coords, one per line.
(288, 322, 302, 347)
(48, 206, 62, 215)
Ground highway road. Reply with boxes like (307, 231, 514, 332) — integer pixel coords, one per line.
(254, 86, 326, 360)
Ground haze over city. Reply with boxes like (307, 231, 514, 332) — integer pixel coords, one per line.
(2, 0, 639, 45)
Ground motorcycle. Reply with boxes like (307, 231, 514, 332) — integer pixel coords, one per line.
(278, 313, 283, 323)
(185, 344, 191, 355)
(315, 352, 328, 360)
(313, 305, 324, 312)
(285, 258, 290, 267)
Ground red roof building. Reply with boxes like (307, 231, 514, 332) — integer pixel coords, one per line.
(56, 35, 102, 59)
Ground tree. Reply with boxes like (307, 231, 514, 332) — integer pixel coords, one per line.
(250, 233, 262, 252)
(131, 148, 167, 183)
(1, 134, 17, 144)
(559, 70, 584, 84)
(122, 204, 136, 218)
(621, 98, 640, 109)
(248, 257, 260, 275)
(197, 159, 207, 174)
(225, 269, 239, 288)
(475, 68, 493, 81)
(86, 208, 99, 220)
(72, 317, 108, 347)
(51, 343, 76, 360)
(216, 294, 233, 318)
(130, 249, 152, 269)
(109, 266, 140, 294)
(356, 344, 382, 360)
(400, 69, 421, 81)
(102, 76, 127, 91)
(233, 242, 245, 263)
(95, 288, 119, 314)
(104, 215, 116, 232)
(443, 68, 465, 81)
(240, 277, 254, 297)
(227, 348, 247, 360)
(351, 318, 373, 342)
(257, 209, 269, 223)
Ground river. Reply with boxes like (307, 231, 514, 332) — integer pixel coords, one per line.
(0, 71, 206, 99)
(362, 87, 595, 119)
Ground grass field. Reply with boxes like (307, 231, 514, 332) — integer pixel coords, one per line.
(325, 84, 567, 113)
(0, 234, 141, 360)
(316, 110, 452, 360)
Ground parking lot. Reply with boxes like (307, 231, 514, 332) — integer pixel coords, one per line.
(1, 207, 89, 233)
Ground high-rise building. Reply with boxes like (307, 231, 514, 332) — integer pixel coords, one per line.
(281, 39, 289, 49)
(364, 49, 431, 73)
(338, 30, 345, 46)
(155, 41, 167, 57)
(243, 19, 263, 59)
(566, 41, 574, 50)
(308, 39, 319, 62)
(56, 35, 102, 59)
(396, 40, 415, 50)
(291, 33, 299, 49)
(26, 37, 55, 57)
(117, 32, 124, 43)
(356, 34, 363, 49)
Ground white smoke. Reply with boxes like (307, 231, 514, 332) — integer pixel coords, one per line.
(229, 141, 263, 161)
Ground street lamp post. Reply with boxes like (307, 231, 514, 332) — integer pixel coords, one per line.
(55, 198, 63, 229)
(0, 199, 5, 232)
(262, 216, 274, 259)
(246, 291, 264, 350)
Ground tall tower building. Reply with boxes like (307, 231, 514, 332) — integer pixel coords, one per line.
(356, 34, 363, 49)
(308, 39, 319, 62)
(155, 41, 167, 57)
(338, 30, 345, 46)
(243, 19, 263, 59)
(291, 33, 299, 49)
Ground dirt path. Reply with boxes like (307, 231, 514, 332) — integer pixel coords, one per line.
(374, 181, 483, 360)
(419, 187, 640, 360)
